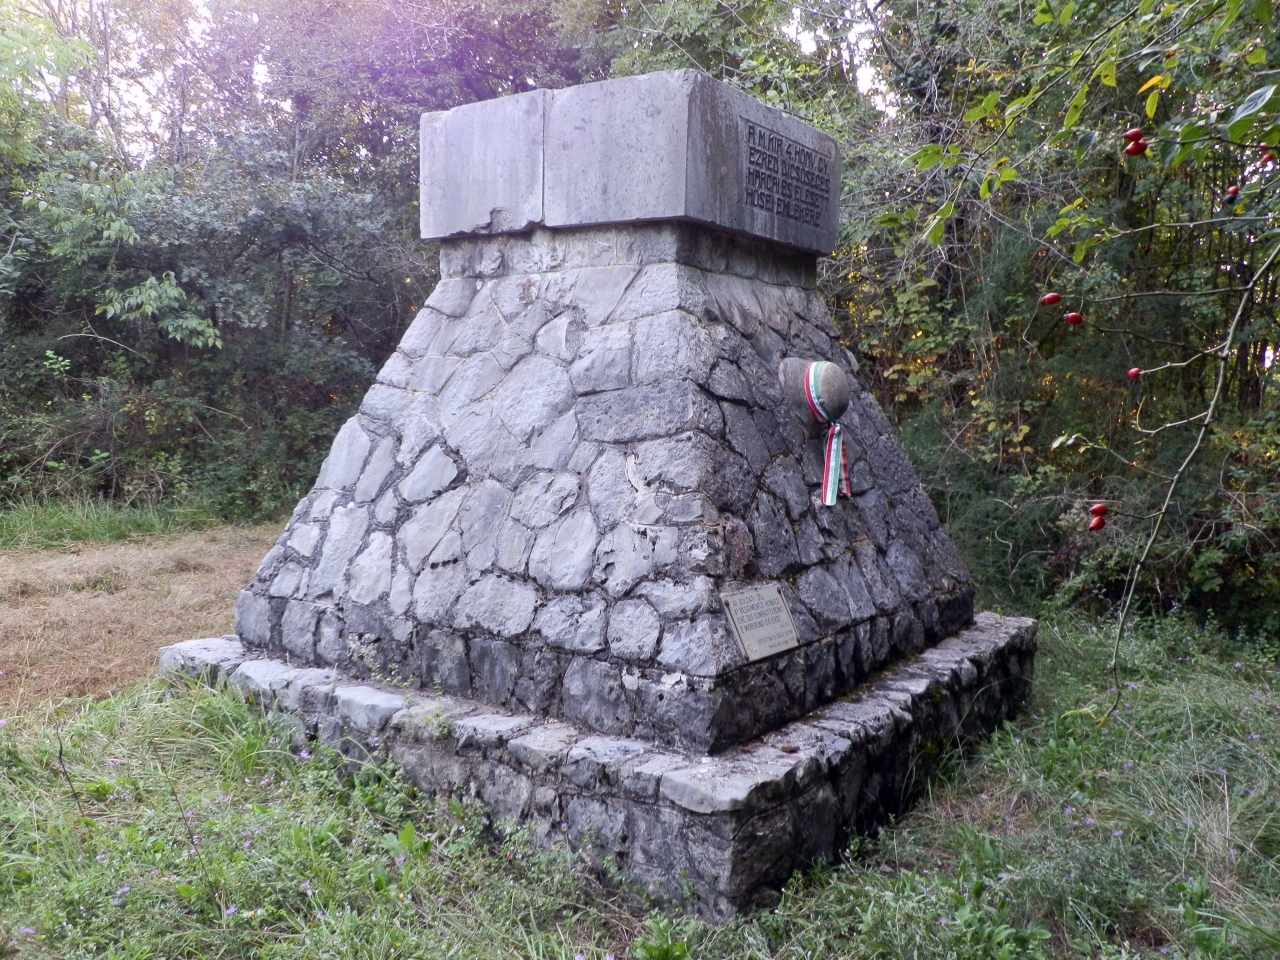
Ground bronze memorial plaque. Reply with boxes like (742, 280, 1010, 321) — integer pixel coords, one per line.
(721, 583, 801, 662)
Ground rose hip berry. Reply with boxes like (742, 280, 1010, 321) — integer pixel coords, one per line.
(1041, 292, 1062, 305)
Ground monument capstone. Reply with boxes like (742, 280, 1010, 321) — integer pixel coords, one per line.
(161, 69, 1036, 918)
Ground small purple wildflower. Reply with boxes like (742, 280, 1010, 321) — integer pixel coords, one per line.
(1122, 762, 1132, 769)
(116, 886, 130, 895)
(225, 906, 238, 916)
(1063, 807, 1073, 816)
(1249, 733, 1261, 740)
(95, 854, 107, 862)
(243, 840, 252, 849)
(19, 928, 35, 936)
(394, 856, 405, 865)
(112, 897, 124, 906)
(1113, 830, 1124, 838)
(298, 749, 313, 762)
(1235, 662, 1243, 671)
(575, 954, 585, 960)
(300, 880, 311, 892)
(1085, 817, 1095, 826)
(1, 719, 10, 727)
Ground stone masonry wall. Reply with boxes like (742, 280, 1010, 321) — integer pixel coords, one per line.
(162, 612, 1035, 921)
(235, 222, 975, 754)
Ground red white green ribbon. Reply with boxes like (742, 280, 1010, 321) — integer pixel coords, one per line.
(803, 361, 850, 507)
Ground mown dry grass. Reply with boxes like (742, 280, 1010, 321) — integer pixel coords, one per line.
(0, 524, 279, 709)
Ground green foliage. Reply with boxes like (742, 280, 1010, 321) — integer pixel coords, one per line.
(0, 0, 606, 520)
(0, 496, 219, 549)
(783, 0, 1280, 634)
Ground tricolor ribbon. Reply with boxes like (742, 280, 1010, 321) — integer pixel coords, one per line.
(803, 361, 851, 507)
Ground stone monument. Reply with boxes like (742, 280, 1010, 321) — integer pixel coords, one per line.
(161, 69, 1036, 919)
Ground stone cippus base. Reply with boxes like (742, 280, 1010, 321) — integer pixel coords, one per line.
(159, 612, 1035, 920)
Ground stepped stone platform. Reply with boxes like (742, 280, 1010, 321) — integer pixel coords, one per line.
(165, 69, 1037, 916)
(160, 611, 1035, 920)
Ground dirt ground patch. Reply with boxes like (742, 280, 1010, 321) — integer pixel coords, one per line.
(0, 524, 279, 710)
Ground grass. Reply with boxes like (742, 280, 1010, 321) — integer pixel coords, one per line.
(0, 497, 224, 551)
(0, 525, 1278, 958)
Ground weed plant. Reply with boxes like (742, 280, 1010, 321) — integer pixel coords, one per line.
(0, 497, 224, 550)
(1, 617, 1277, 958)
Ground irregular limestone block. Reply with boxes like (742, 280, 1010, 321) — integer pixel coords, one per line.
(421, 71, 840, 256)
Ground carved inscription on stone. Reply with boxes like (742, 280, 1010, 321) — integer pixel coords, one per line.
(741, 118, 833, 229)
(722, 582, 800, 662)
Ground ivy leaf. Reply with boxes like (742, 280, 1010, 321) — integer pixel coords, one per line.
(1246, 46, 1267, 66)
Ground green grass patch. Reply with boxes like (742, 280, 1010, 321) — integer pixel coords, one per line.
(0, 497, 223, 550)
(1, 617, 1277, 958)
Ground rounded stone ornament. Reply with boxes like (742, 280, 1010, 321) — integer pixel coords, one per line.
(778, 357, 851, 434)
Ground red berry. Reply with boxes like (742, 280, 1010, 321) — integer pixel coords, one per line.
(1264, 153, 1275, 165)
(1123, 128, 1145, 143)
(1128, 367, 1142, 379)
(1226, 185, 1239, 196)
(1090, 503, 1108, 517)
(1124, 140, 1149, 156)
(1040, 292, 1062, 305)
(1089, 516, 1106, 531)
(1064, 312, 1084, 325)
